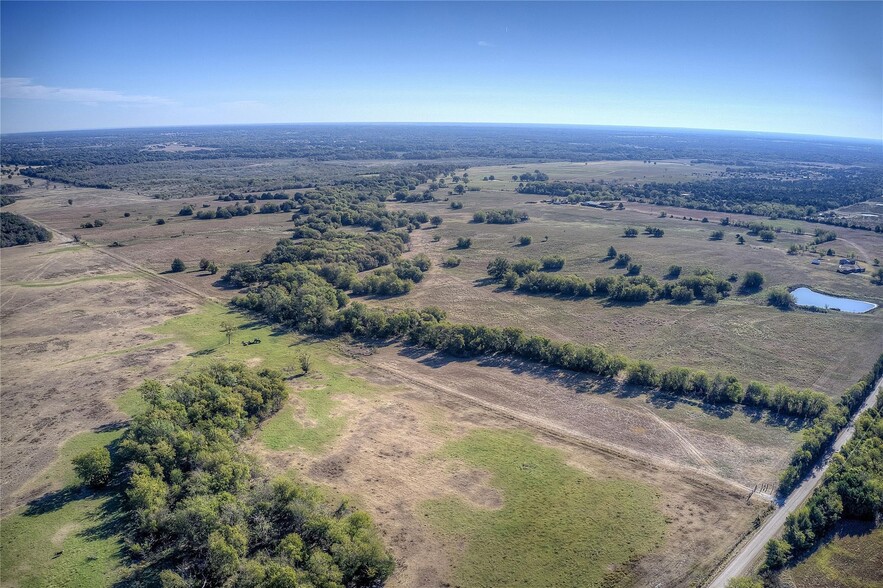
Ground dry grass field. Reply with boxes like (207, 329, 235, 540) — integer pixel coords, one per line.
(1, 159, 878, 587)
(384, 178, 882, 398)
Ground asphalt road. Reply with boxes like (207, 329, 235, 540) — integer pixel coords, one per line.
(707, 376, 882, 588)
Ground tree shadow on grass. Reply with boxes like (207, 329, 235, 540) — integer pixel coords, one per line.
(392, 343, 776, 422)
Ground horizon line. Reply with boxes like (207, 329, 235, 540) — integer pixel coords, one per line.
(2, 120, 881, 144)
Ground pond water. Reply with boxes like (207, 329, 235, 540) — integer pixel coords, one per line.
(791, 287, 877, 314)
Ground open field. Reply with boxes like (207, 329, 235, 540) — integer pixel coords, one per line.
(468, 158, 727, 189)
(2, 146, 880, 586)
(0, 296, 770, 588)
(0, 238, 197, 512)
(786, 523, 883, 588)
(384, 184, 883, 397)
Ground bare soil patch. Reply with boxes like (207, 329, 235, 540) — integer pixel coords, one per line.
(0, 241, 197, 512)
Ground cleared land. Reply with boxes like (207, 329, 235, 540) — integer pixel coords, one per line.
(384, 179, 883, 397)
(1, 157, 879, 587)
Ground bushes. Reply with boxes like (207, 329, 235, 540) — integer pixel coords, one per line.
(623, 227, 638, 237)
(456, 236, 472, 249)
(443, 256, 461, 268)
(541, 255, 565, 271)
(472, 209, 525, 224)
(767, 288, 796, 310)
(741, 270, 764, 291)
(171, 258, 186, 272)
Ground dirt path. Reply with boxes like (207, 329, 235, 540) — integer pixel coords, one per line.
(707, 376, 883, 588)
(837, 236, 872, 264)
(362, 353, 760, 499)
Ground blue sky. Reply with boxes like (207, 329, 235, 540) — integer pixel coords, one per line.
(2, 1, 881, 139)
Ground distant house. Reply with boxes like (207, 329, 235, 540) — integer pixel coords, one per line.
(840, 259, 855, 265)
(811, 259, 821, 265)
(838, 264, 865, 274)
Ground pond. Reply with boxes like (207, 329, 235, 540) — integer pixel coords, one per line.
(791, 287, 877, 314)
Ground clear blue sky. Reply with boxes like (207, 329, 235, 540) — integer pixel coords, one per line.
(2, 1, 881, 139)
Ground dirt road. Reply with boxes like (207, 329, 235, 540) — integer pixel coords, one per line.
(707, 376, 882, 587)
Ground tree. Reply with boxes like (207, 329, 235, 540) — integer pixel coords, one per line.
(430, 215, 443, 227)
(519, 235, 532, 246)
(67, 198, 73, 206)
(220, 321, 237, 345)
(623, 227, 638, 238)
(454, 184, 466, 195)
(487, 257, 511, 280)
(456, 237, 472, 249)
(759, 229, 776, 242)
(871, 267, 883, 285)
(207, 261, 219, 275)
(199, 258, 210, 271)
(72, 446, 112, 488)
(171, 258, 186, 272)
(665, 265, 682, 279)
(736, 234, 745, 245)
(710, 230, 725, 241)
(606, 246, 617, 259)
(764, 539, 791, 569)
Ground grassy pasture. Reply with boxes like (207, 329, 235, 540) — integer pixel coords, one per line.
(423, 429, 666, 588)
(386, 184, 883, 396)
(787, 524, 883, 588)
(467, 158, 725, 191)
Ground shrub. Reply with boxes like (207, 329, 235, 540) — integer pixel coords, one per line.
(541, 255, 565, 271)
(623, 227, 638, 237)
(519, 235, 532, 246)
(456, 237, 472, 249)
(155, 218, 166, 225)
(671, 286, 694, 303)
(741, 271, 764, 291)
(171, 258, 186, 273)
(665, 265, 682, 279)
(710, 230, 724, 240)
(613, 253, 631, 268)
(626, 263, 642, 276)
(767, 288, 795, 310)
(443, 257, 461, 268)
(430, 215, 443, 226)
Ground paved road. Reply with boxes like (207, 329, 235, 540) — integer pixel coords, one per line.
(708, 376, 882, 587)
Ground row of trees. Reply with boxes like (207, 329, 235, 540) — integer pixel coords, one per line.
(72, 364, 395, 587)
(777, 353, 883, 494)
(766, 358, 883, 570)
(472, 209, 528, 224)
(486, 257, 761, 306)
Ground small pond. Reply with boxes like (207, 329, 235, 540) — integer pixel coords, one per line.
(791, 287, 877, 314)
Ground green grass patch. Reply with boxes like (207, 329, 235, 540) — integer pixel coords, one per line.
(12, 273, 139, 288)
(153, 303, 379, 453)
(0, 494, 127, 588)
(36, 244, 89, 256)
(423, 429, 666, 587)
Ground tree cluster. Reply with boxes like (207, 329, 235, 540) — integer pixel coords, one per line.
(73, 364, 394, 587)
